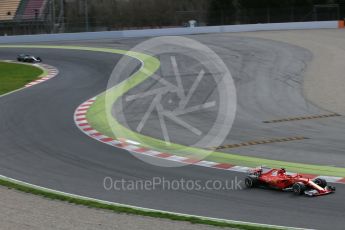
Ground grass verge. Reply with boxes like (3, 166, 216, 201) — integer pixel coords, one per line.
(0, 177, 289, 230)
(0, 61, 44, 95)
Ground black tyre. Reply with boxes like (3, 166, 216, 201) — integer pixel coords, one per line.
(313, 178, 327, 188)
(325, 185, 336, 192)
(245, 176, 258, 188)
(292, 182, 306, 195)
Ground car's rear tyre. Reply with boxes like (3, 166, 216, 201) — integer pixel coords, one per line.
(245, 176, 258, 188)
(313, 178, 327, 188)
(292, 182, 306, 195)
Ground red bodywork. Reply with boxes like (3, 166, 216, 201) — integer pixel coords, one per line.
(248, 167, 335, 196)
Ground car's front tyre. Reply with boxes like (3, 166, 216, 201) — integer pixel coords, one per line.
(325, 185, 336, 192)
(313, 178, 327, 188)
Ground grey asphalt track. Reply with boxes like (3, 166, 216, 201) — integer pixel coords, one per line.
(0, 37, 344, 230)
(118, 35, 345, 167)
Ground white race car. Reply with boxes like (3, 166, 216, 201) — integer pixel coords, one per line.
(17, 54, 42, 63)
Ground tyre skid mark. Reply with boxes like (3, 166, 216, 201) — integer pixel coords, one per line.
(209, 136, 309, 150)
(263, 113, 341, 123)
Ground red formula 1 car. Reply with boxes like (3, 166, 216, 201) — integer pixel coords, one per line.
(245, 166, 336, 197)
